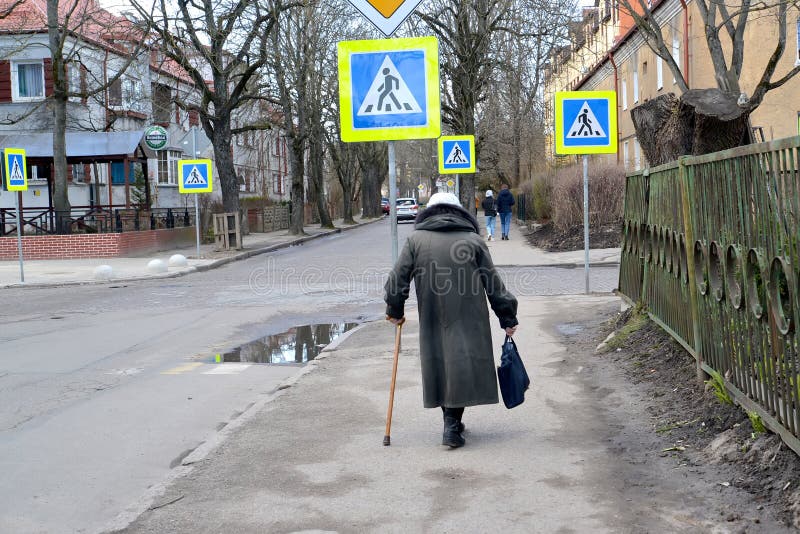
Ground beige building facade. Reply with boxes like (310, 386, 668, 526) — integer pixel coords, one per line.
(544, 0, 800, 170)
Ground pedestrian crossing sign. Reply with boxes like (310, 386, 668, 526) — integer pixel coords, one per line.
(338, 37, 440, 142)
(3, 148, 27, 191)
(178, 159, 213, 193)
(438, 135, 476, 174)
(554, 91, 617, 155)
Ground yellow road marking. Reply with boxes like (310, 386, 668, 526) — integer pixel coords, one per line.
(161, 362, 204, 375)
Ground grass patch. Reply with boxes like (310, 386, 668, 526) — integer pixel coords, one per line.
(705, 369, 733, 406)
(748, 411, 767, 434)
(606, 306, 649, 350)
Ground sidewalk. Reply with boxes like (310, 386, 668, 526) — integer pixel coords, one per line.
(113, 289, 781, 533)
(0, 216, 381, 289)
(481, 215, 620, 267)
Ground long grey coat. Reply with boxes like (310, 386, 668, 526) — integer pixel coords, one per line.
(385, 205, 518, 408)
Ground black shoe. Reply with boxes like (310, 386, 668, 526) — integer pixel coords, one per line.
(442, 416, 465, 448)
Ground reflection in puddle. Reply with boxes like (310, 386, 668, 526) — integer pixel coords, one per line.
(220, 322, 360, 364)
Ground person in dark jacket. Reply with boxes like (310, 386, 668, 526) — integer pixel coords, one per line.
(481, 190, 497, 241)
(495, 184, 515, 240)
(384, 192, 519, 448)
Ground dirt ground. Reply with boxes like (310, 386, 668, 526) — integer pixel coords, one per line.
(524, 220, 621, 251)
(574, 305, 800, 529)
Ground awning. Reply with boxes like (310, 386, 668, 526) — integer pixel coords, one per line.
(0, 131, 145, 159)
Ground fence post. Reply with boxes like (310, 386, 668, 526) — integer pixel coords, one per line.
(678, 156, 706, 383)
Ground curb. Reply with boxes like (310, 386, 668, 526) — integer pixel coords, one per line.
(0, 217, 384, 290)
(494, 261, 620, 269)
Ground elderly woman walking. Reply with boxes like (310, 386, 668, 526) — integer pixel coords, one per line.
(384, 192, 519, 448)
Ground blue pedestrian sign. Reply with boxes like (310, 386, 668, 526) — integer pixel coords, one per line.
(178, 159, 213, 193)
(554, 91, 617, 155)
(3, 148, 27, 191)
(438, 135, 476, 174)
(338, 37, 440, 142)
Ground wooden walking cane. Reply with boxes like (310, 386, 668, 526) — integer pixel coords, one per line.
(383, 317, 405, 446)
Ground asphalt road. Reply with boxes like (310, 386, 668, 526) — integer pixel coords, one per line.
(0, 220, 619, 533)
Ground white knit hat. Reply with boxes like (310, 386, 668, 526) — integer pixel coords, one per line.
(426, 192, 461, 207)
(485, 190, 493, 197)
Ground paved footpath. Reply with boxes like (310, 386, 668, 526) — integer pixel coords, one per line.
(116, 291, 787, 533)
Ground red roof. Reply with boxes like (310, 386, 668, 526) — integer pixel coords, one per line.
(0, 0, 194, 85)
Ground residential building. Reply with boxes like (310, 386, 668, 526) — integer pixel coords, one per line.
(543, 0, 800, 170)
(0, 0, 293, 221)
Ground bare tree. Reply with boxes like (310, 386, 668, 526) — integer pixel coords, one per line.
(131, 0, 284, 215)
(619, 0, 800, 164)
(417, 0, 572, 209)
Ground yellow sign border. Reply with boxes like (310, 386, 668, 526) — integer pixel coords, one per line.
(178, 159, 213, 194)
(554, 90, 618, 155)
(4, 148, 27, 191)
(438, 135, 476, 174)
(338, 36, 441, 142)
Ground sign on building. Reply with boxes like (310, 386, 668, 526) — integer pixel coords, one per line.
(144, 125, 169, 151)
(438, 135, 475, 174)
(178, 159, 213, 193)
(554, 91, 617, 155)
(3, 148, 27, 191)
(337, 37, 440, 142)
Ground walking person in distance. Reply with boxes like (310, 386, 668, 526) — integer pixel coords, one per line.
(384, 192, 519, 448)
(481, 190, 497, 241)
(496, 184, 515, 240)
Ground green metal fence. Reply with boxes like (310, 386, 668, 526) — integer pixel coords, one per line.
(619, 136, 800, 455)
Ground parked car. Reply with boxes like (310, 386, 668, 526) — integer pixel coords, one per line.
(396, 198, 418, 222)
(382, 198, 390, 215)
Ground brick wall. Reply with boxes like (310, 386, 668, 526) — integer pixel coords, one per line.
(0, 228, 195, 260)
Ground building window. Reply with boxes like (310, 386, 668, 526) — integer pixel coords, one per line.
(632, 53, 639, 104)
(12, 61, 44, 101)
(109, 76, 144, 112)
(634, 139, 642, 170)
(67, 62, 83, 101)
(157, 150, 181, 185)
(622, 78, 628, 111)
(672, 19, 681, 83)
(657, 56, 663, 89)
(796, 18, 800, 64)
(623, 140, 629, 170)
(73, 164, 87, 183)
(272, 172, 282, 194)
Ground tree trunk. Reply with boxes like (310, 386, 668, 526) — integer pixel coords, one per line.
(360, 162, 384, 218)
(631, 90, 751, 167)
(288, 137, 305, 235)
(47, 1, 70, 234)
(358, 143, 386, 218)
(340, 179, 355, 224)
(212, 123, 239, 214)
(309, 136, 333, 228)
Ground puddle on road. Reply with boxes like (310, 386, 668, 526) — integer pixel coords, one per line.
(215, 321, 360, 365)
(555, 323, 584, 336)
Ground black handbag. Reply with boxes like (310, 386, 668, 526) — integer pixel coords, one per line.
(497, 336, 530, 409)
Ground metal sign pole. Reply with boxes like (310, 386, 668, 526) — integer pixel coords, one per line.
(455, 173, 460, 201)
(583, 154, 590, 294)
(15, 192, 24, 282)
(195, 194, 201, 259)
(192, 126, 201, 260)
(388, 140, 398, 263)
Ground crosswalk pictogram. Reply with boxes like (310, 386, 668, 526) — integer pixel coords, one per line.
(566, 101, 606, 138)
(357, 56, 421, 116)
(444, 142, 468, 165)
